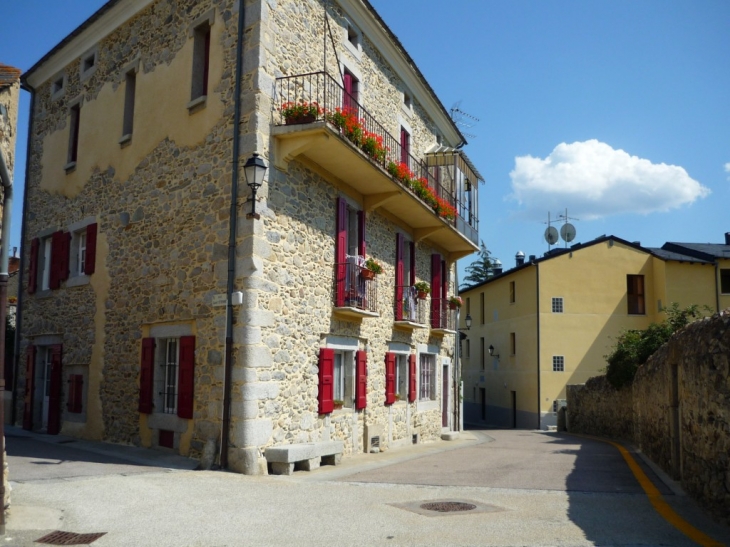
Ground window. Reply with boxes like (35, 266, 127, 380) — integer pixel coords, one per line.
(191, 21, 211, 103)
(343, 21, 362, 60)
(343, 69, 359, 112)
(480, 337, 485, 370)
(466, 297, 471, 316)
(400, 126, 410, 166)
(395, 233, 417, 321)
(510, 332, 516, 355)
(334, 197, 366, 308)
(480, 293, 484, 324)
(419, 353, 437, 401)
(509, 281, 516, 303)
(51, 74, 66, 101)
(553, 356, 565, 372)
(627, 274, 645, 315)
(41, 237, 52, 291)
(75, 231, 87, 276)
(139, 335, 195, 418)
(552, 297, 564, 313)
(721, 269, 730, 294)
(121, 70, 137, 141)
(464, 339, 470, 359)
(333, 350, 354, 407)
(396, 354, 408, 401)
(80, 49, 98, 81)
(67, 103, 81, 168)
(403, 92, 412, 110)
(69, 222, 97, 280)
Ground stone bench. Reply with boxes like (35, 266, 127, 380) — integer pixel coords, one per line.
(265, 441, 344, 475)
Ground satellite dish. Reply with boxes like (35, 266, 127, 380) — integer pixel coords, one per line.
(560, 223, 576, 243)
(544, 226, 559, 245)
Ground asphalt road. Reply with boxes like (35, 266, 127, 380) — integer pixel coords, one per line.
(4, 428, 730, 547)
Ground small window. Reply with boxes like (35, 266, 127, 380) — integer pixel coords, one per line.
(83, 55, 95, 72)
(553, 356, 565, 372)
(400, 126, 410, 166)
(721, 269, 730, 294)
(465, 339, 470, 359)
(347, 25, 359, 48)
(40, 237, 53, 291)
(75, 230, 87, 276)
(466, 297, 471, 315)
(343, 22, 362, 59)
(159, 338, 179, 414)
(627, 274, 645, 315)
(552, 297, 564, 313)
(121, 69, 137, 142)
(51, 74, 66, 100)
(67, 103, 81, 168)
(509, 281, 516, 303)
(552, 400, 559, 414)
(480, 337, 485, 370)
(510, 332, 516, 355)
(395, 354, 408, 401)
(333, 350, 354, 407)
(191, 22, 211, 102)
(480, 293, 485, 324)
(419, 353, 437, 401)
(403, 92, 412, 109)
(80, 49, 98, 81)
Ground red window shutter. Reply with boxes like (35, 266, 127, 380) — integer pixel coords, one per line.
(139, 337, 155, 414)
(335, 198, 348, 307)
(355, 350, 367, 410)
(177, 335, 195, 419)
(67, 374, 83, 413)
(431, 253, 442, 328)
(441, 259, 448, 310)
(400, 128, 410, 165)
(395, 234, 404, 320)
(47, 344, 63, 435)
(28, 238, 39, 294)
(408, 354, 417, 403)
(49, 231, 64, 290)
(85, 223, 98, 275)
(357, 210, 366, 257)
(384, 352, 396, 405)
(318, 348, 334, 414)
(23, 345, 36, 430)
(409, 241, 416, 286)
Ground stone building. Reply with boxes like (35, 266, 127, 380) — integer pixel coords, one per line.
(460, 234, 729, 430)
(18, 0, 482, 474)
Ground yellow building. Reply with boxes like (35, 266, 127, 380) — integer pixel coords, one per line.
(460, 234, 730, 429)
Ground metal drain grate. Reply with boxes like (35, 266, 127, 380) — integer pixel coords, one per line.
(35, 531, 107, 545)
(420, 501, 476, 513)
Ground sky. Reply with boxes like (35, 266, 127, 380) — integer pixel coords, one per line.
(1, 1, 729, 279)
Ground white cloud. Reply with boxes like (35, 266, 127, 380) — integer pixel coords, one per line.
(725, 162, 730, 180)
(508, 140, 710, 220)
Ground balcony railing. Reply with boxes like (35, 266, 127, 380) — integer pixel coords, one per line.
(333, 261, 378, 314)
(394, 286, 429, 326)
(430, 298, 457, 332)
(274, 71, 479, 246)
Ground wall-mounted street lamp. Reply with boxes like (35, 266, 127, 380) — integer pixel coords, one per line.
(464, 313, 472, 330)
(244, 152, 267, 220)
(488, 344, 500, 358)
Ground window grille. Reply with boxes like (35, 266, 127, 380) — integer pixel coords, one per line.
(552, 297, 564, 313)
(162, 339, 179, 414)
(552, 355, 565, 372)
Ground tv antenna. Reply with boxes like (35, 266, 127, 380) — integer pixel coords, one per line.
(543, 212, 559, 250)
(558, 208, 578, 247)
(450, 101, 479, 140)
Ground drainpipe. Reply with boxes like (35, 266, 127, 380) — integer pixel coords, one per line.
(714, 263, 720, 313)
(12, 85, 33, 427)
(535, 262, 541, 430)
(453, 267, 461, 432)
(0, 131, 13, 536)
(220, 0, 246, 470)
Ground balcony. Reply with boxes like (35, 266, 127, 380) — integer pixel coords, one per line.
(393, 286, 429, 330)
(430, 299, 457, 335)
(273, 72, 480, 259)
(332, 260, 379, 319)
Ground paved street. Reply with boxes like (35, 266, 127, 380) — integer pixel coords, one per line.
(4, 427, 730, 546)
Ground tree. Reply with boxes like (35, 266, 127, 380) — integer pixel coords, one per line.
(461, 241, 495, 289)
(604, 303, 706, 389)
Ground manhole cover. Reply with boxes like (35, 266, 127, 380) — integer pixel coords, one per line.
(420, 501, 476, 512)
(34, 531, 106, 545)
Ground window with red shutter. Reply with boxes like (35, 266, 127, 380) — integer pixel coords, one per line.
(400, 127, 410, 166)
(49, 231, 64, 290)
(47, 345, 63, 435)
(408, 354, 417, 403)
(318, 348, 335, 414)
(355, 350, 367, 410)
(67, 374, 84, 413)
(335, 198, 348, 307)
(384, 352, 396, 405)
(139, 338, 155, 413)
(28, 238, 39, 294)
(177, 336, 195, 419)
(84, 223, 98, 275)
(23, 345, 36, 430)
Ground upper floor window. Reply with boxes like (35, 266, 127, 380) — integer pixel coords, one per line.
(121, 69, 137, 142)
(400, 126, 410, 166)
(721, 269, 730, 294)
(343, 69, 359, 112)
(66, 103, 81, 169)
(509, 281, 516, 303)
(627, 274, 645, 315)
(190, 13, 213, 106)
(553, 356, 565, 372)
(552, 297, 564, 313)
(51, 73, 66, 101)
(510, 332, 516, 355)
(80, 48, 98, 82)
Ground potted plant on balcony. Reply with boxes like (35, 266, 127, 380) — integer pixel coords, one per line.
(280, 100, 321, 125)
(414, 281, 430, 300)
(448, 296, 463, 310)
(362, 258, 383, 280)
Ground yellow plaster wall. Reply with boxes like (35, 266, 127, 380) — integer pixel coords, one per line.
(663, 261, 717, 313)
(39, 16, 226, 197)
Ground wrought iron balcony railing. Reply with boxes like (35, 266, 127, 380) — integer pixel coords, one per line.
(333, 261, 378, 314)
(394, 286, 429, 325)
(430, 298, 457, 331)
(274, 71, 479, 245)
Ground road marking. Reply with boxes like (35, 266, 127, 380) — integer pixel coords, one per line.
(577, 434, 724, 547)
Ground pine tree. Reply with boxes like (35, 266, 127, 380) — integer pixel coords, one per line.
(461, 241, 495, 289)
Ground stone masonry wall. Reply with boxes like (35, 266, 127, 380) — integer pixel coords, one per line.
(566, 376, 634, 442)
(567, 309, 730, 525)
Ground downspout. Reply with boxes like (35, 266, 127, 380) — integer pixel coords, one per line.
(11, 84, 33, 426)
(453, 267, 460, 432)
(535, 262, 541, 430)
(714, 263, 720, 313)
(0, 106, 14, 536)
(220, 0, 246, 470)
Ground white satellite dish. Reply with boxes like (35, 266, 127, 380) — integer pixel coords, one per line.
(560, 223, 576, 243)
(544, 226, 559, 245)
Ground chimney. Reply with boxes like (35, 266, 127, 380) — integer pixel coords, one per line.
(725, 232, 730, 245)
(529, 255, 536, 262)
(515, 251, 525, 267)
(12, 246, 17, 258)
(493, 259, 503, 276)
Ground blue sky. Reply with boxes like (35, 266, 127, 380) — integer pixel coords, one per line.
(2, 1, 729, 277)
